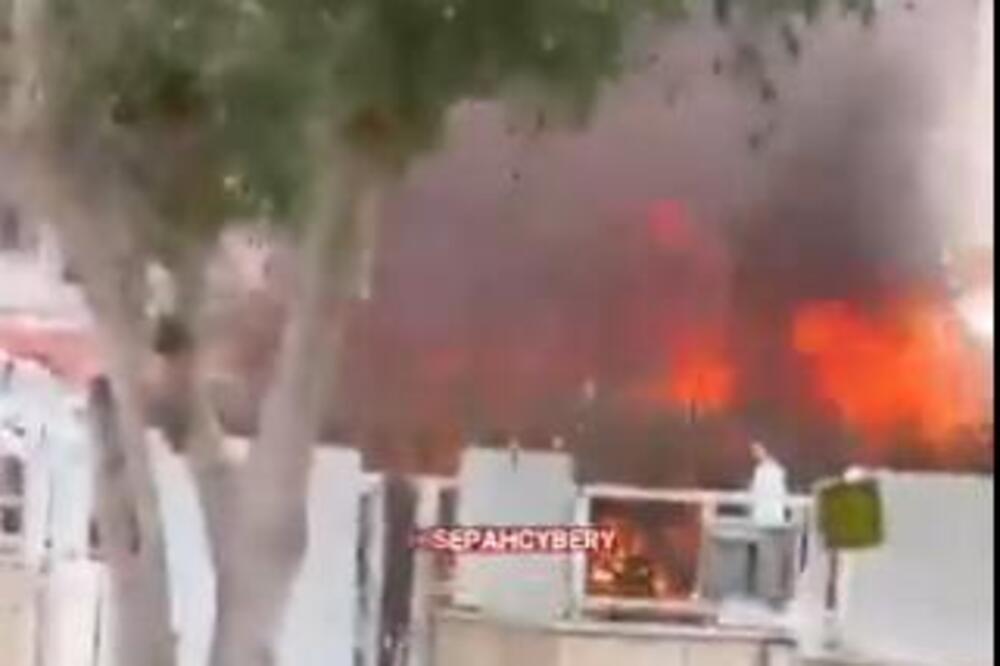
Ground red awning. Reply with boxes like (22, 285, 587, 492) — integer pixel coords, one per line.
(0, 320, 100, 386)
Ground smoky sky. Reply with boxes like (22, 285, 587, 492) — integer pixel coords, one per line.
(299, 0, 994, 481)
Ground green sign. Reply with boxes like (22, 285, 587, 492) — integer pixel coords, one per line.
(817, 478, 885, 550)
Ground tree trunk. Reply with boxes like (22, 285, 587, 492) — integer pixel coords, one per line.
(153, 246, 238, 566)
(9, 3, 186, 663)
(8, 131, 181, 666)
(7, 0, 43, 134)
(58, 188, 180, 666)
(209, 159, 375, 666)
(88, 372, 177, 666)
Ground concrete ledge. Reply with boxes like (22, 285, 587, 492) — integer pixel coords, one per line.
(433, 609, 796, 666)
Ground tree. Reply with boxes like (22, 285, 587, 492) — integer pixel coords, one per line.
(88, 375, 179, 666)
(2, 0, 873, 664)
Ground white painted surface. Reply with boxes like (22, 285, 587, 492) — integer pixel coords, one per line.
(278, 447, 365, 666)
(790, 472, 995, 666)
(0, 566, 39, 666)
(0, 221, 89, 323)
(0, 354, 91, 566)
(454, 448, 576, 621)
(407, 478, 445, 666)
(0, 392, 370, 666)
(46, 428, 93, 560)
(42, 561, 103, 666)
(836, 472, 993, 666)
(152, 435, 215, 666)
(784, 511, 835, 656)
(0, 356, 99, 666)
(433, 611, 792, 666)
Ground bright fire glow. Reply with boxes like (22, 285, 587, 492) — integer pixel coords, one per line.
(792, 297, 989, 442)
(635, 332, 736, 415)
(588, 512, 670, 599)
(957, 289, 994, 344)
(667, 338, 736, 413)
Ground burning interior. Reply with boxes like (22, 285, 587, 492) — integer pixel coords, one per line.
(587, 499, 702, 602)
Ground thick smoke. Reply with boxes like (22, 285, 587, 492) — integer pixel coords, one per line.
(225, 1, 994, 484)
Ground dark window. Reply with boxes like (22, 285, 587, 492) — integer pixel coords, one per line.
(0, 456, 24, 497)
(716, 502, 750, 518)
(0, 206, 20, 250)
(437, 488, 457, 526)
(88, 519, 102, 553)
(434, 489, 458, 581)
(62, 260, 82, 283)
(1, 506, 22, 535)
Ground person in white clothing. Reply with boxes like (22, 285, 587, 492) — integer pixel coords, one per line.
(749, 441, 789, 528)
(747, 441, 792, 606)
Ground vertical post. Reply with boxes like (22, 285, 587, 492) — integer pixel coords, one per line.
(695, 496, 716, 602)
(407, 479, 441, 666)
(568, 490, 591, 619)
(822, 548, 842, 651)
(358, 476, 386, 666)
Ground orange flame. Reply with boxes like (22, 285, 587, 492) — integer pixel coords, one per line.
(637, 331, 736, 414)
(792, 297, 989, 443)
(588, 512, 671, 599)
(667, 337, 737, 412)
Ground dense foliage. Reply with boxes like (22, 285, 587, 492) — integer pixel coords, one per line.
(36, 0, 872, 255)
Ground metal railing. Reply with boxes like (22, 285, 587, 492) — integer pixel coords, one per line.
(411, 475, 816, 625)
(570, 484, 814, 621)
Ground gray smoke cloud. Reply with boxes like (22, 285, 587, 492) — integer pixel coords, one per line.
(209, 1, 991, 481)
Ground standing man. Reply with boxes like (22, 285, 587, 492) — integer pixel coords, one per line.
(750, 442, 788, 528)
(747, 441, 791, 606)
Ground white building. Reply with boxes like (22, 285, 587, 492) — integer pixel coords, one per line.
(0, 206, 383, 666)
(430, 450, 994, 666)
(0, 356, 377, 666)
(0, 205, 90, 326)
(0, 385, 994, 666)
(0, 208, 992, 666)
(0, 348, 93, 666)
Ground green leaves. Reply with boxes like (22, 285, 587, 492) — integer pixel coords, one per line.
(37, 0, 877, 249)
(40, 0, 664, 233)
(328, 0, 649, 163)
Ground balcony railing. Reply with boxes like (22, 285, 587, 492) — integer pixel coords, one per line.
(571, 484, 814, 622)
(413, 475, 814, 626)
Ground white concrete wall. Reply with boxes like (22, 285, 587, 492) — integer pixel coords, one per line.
(836, 472, 993, 666)
(433, 612, 793, 666)
(0, 412, 368, 666)
(152, 436, 215, 666)
(46, 426, 93, 561)
(783, 508, 836, 657)
(454, 449, 577, 622)
(0, 566, 39, 666)
(0, 222, 88, 323)
(277, 447, 365, 666)
(41, 561, 104, 666)
(407, 479, 448, 666)
(0, 356, 97, 666)
(0, 355, 89, 569)
(0, 344, 372, 666)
